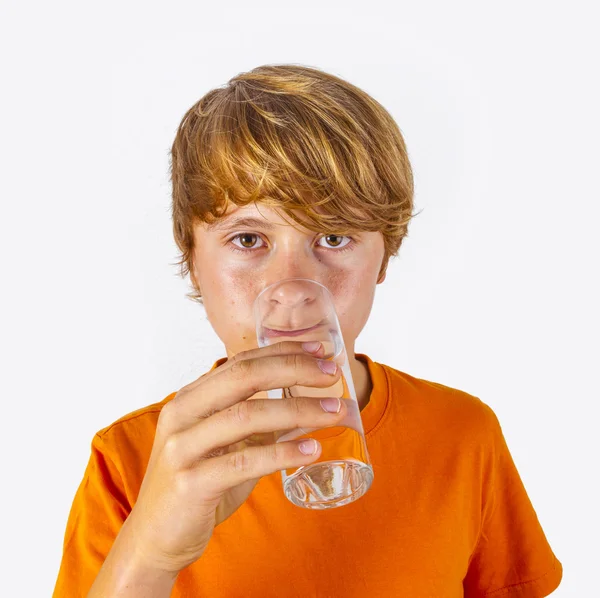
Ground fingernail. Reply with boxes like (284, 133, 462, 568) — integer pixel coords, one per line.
(298, 438, 318, 455)
(320, 397, 341, 413)
(302, 341, 321, 353)
(318, 360, 337, 375)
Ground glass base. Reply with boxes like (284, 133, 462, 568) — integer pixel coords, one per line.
(283, 459, 373, 510)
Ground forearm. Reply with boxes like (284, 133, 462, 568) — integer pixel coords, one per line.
(87, 518, 179, 598)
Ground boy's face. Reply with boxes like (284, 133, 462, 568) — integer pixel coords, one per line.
(192, 202, 386, 358)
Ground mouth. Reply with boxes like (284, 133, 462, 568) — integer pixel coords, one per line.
(263, 322, 323, 338)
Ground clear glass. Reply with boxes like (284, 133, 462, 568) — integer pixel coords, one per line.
(253, 277, 374, 509)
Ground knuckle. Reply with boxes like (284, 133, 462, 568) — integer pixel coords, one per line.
(229, 400, 253, 425)
(291, 340, 304, 352)
(272, 341, 285, 354)
(231, 357, 265, 395)
(227, 449, 252, 474)
(157, 402, 176, 433)
(161, 434, 182, 465)
(275, 341, 296, 355)
(270, 441, 288, 466)
(173, 469, 194, 496)
(290, 398, 304, 418)
(229, 357, 253, 380)
(283, 352, 302, 370)
(250, 398, 267, 413)
(228, 350, 247, 364)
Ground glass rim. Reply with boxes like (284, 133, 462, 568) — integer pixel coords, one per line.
(253, 277, 333, 310)
(253, 278, 337, 336)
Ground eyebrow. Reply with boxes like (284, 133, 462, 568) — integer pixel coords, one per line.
(206, 216, 279, 233)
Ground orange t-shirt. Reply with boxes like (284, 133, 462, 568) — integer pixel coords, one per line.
(53, 354, 562, 597)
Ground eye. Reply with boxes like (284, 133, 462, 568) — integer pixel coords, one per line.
(227, 232, 356, 254)
(230, 233, 265, 251)
(317, 234, 352, 249)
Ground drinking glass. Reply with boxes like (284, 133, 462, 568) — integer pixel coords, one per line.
(253, 277, 374, 509)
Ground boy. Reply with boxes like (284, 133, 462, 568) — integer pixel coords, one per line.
(53, 64, 562, 597)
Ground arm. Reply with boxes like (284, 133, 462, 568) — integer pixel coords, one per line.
(87, 516, 178, 598)
(52, 433, 179, 597)
(463, 403, 563, 597)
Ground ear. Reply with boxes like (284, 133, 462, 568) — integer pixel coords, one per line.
(190, 267, 202, 295)
(377, 253, 388, 285)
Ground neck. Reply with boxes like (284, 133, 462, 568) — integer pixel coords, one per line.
(350, 353, 372, 412)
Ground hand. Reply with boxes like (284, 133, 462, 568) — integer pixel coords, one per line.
(124, 341, 345, 575)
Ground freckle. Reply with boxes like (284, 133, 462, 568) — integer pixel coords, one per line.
(242, 336, 246, 340)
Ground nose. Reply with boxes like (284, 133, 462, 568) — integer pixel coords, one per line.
(256, 277, 328, 332)
(269, 278, 318, 308)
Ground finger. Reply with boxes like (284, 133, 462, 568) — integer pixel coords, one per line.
(166, 350, 341, 430)
(190, 437, 324, 499)
(183, 340, 325, 393)
(163, 396, 346, 469)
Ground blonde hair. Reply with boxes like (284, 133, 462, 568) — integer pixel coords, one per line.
(169, 63, 419, 303)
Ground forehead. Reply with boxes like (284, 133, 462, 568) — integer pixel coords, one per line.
(204, 202, 326, 233)
(222, 203, 299, 225)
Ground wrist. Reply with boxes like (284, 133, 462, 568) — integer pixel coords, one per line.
(88, 516, 179, 598)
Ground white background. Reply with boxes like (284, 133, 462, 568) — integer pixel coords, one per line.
(1, 0, 598, 595)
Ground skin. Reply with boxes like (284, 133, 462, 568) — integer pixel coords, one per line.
(190, 201, 387, 411)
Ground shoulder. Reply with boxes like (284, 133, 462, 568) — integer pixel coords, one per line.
(377, 361, 501, 442)
(92, 392, 178, 462)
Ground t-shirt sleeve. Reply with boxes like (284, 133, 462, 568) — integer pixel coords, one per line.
(463, 404, 563, 597)
(52, 432, 130, 598)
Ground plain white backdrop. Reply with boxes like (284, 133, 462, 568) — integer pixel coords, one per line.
(1, 0, 598, 595)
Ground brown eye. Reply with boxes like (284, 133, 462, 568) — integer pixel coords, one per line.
(239, 233, 259, 248)
(229, 233, 266, 252)
(319, 234, 351, 249)
(316, 234, 354, 251)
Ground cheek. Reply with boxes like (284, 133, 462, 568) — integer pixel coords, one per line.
(326, 263, 377, 322)
(201, 265, 264, 350)
(205, 264, 263, 321)
(200, 249, 379, 346)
